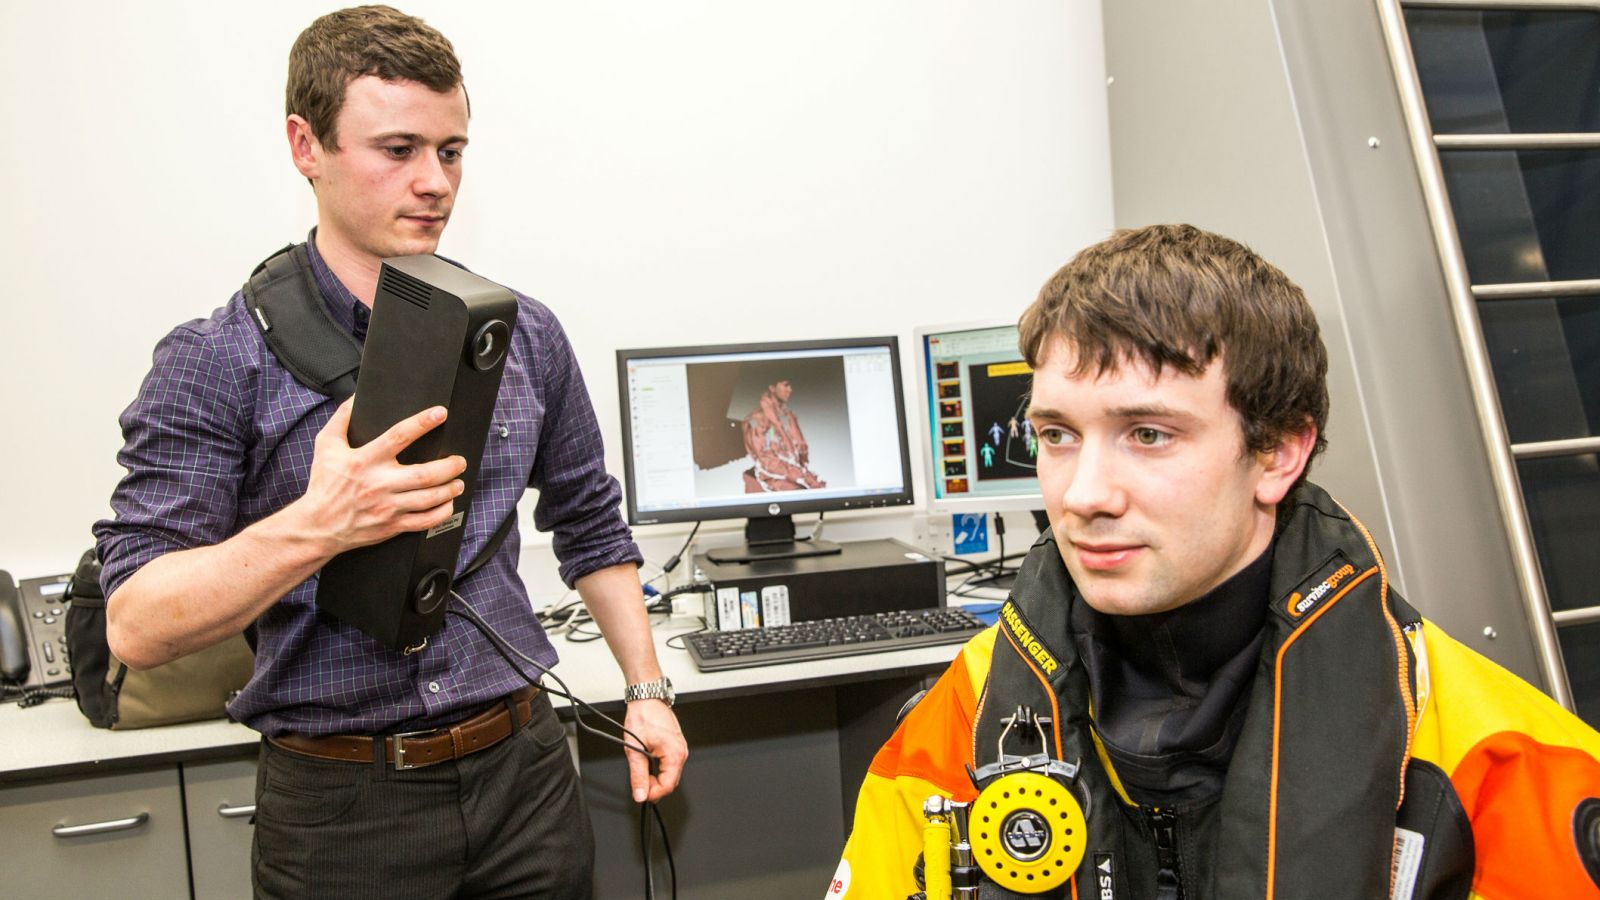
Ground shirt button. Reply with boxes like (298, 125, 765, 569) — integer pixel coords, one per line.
(428, 681, 441, 694)
(497, 424, 509, 438)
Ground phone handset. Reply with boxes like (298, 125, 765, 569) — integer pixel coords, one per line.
(0, 571, 29, 684)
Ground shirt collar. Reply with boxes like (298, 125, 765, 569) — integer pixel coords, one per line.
(303, 227, 368, 340)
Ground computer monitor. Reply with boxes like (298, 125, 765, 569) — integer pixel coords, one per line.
(913, 320, 1044, 514)
(616, 336, 916, 564)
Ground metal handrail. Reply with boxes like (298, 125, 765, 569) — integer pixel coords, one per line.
(1553, 606, 1600, 627)
(1403, 0, 1600, 11)
(1375, 0, 1575, 707)
(1474, 278, 1600, 300)
(1511, 436, 1600, 460)
(1436, 133, 1600, 151)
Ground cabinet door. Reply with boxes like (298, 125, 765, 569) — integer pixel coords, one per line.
(0, 766, 189, 897)
(183, 755, 258, 899)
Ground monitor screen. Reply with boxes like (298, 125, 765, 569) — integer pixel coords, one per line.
(914, 320, 1043, 513)
(616, 337, 915, 533)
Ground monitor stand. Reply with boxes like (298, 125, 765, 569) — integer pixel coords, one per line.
(703, 514, 843, 565)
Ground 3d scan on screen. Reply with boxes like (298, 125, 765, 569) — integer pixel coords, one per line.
(678, 354, 855, 496)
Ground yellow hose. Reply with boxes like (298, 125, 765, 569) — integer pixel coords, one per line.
(923, 817, 952, 900)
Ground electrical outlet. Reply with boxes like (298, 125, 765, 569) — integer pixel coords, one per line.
(912, 514, 954, 557)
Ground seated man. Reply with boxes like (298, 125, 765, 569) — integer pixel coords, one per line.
(830, 224, 1600, 899)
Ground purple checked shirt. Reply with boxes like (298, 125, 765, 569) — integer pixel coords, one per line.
(94, 237, 641, 736)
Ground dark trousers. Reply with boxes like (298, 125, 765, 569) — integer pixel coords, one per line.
(252, 692, 594, 899)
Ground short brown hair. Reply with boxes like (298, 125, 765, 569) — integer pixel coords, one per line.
(1019, 224, 1329, 475)
(287, 5, 465, 151)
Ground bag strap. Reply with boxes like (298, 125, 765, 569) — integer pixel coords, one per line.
(241, 241, 518, 582)
(241, 243, 362, 402)
(460, 504, 517, 581)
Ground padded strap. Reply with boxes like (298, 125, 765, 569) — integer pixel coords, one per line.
(241, 243, 362, 402)
(241, 241, 516, 582)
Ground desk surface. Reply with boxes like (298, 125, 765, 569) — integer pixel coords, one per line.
(0, 613, 973, 783)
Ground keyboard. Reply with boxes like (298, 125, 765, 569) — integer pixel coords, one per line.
(684, 607, 989, 672)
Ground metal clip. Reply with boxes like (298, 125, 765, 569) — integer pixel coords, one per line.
(971, 706, 1081, 786)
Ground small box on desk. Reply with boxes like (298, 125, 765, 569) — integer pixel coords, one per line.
(693, 538, 945, 630)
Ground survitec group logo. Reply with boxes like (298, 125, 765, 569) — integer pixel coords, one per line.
(825, 859, 851, 896)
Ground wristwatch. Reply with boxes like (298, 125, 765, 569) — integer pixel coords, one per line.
(623, 677, 675, 707)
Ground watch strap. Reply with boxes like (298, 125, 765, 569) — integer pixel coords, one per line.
(623, 677, 673, 706)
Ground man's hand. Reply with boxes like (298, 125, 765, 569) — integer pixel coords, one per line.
(624, 699, 687, 804)
(294, 398, 468, 553)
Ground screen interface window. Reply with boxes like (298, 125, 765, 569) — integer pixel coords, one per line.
(923, 326, 1039, 502)
(626, 346, 907, 520)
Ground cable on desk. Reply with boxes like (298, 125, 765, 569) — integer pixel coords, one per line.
(664, 620, 710, 652)
(2, 683, 75, 708)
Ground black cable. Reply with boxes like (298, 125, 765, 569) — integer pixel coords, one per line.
(659, 522, 701, 576)
(642, 798, 655, 899)
(664, 621, 710, 651)
(445, 597, 649, 759)
(651, 800, 677, 895)
(536, 595, 587, 627)
(938, 550, 1029, 578)
(445, 594, 677, 899)
(3, 684, 74, 708)
(660, 583, 712, 600)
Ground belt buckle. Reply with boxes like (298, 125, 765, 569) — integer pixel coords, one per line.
(390, 729, 436, 771)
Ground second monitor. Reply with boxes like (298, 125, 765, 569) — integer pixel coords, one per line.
(617, 336, 915, 563)
(914, 320, 1043, 513)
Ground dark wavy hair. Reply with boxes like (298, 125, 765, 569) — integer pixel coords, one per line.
(287, 5, 465, 151)
(1019, 224, 1329, 483)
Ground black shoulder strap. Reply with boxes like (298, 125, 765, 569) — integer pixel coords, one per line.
(241, 241, 518, 581)
(460, 504, 518, 581)
(241, 243, 362, 402)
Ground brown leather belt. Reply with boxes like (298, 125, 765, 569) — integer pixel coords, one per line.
(269, 685, 540, 771)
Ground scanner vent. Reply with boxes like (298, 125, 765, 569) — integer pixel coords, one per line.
(383, 268, 432, 310)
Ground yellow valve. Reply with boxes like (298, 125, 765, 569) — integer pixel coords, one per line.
(969, 771, 1085, 894)
(922, 816, 953, 900)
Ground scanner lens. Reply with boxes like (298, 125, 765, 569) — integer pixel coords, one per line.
(414, 569, 451, 615)
(469, 320, 510, 372)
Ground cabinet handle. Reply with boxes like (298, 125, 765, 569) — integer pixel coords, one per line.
(52, 812, 150, 838)
(217, 803, 256, 819)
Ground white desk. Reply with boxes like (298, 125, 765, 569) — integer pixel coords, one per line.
(0, 612, 975, 898)
(0, 612, 967, 780)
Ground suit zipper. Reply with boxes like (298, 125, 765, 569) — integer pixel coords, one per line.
(1146, 806, 1185, 900)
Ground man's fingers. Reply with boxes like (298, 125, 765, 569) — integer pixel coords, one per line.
(316, 397, 356, 446)
(651, 746, 685, 798)
(402, 455, 468, 490)
(395, 480, 464, 515)
(371, 405, 448, 458)
(395, 496, 462, 534)
(626, 744, 652, 804)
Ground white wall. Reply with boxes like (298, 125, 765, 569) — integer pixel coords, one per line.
(0, 1, 1112, 590)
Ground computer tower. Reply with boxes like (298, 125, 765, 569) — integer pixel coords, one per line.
(693, 538, 946, 630)
(315, 255, 518, 651)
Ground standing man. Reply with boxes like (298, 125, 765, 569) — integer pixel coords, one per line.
(831, 225, 1600, 898)
(95, 7, 685, 897)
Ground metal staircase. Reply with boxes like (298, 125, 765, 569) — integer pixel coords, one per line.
(1378, 0, 1600, 712)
